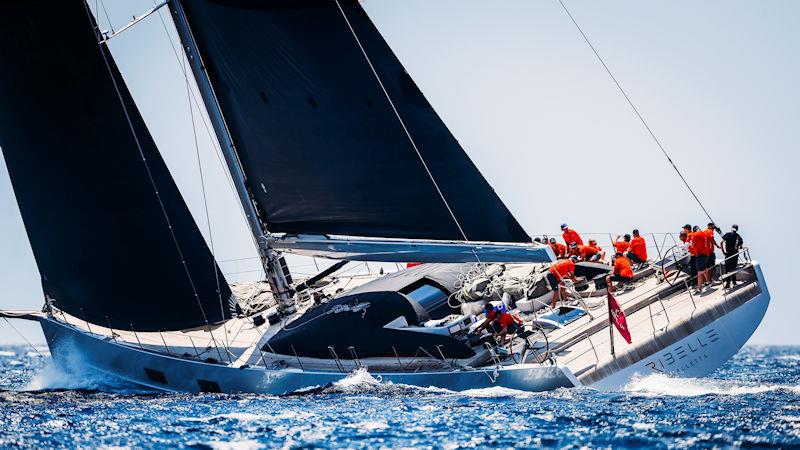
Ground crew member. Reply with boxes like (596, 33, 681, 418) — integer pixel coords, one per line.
(561, 223, 583, 246)
(547, 255, 577, 309)
(493, 310, 524, 349)
(625, 229, 647, 264)
(581, 240, 605, 262)
(682, 224, 697, 279)
(549, 237, 567, 259)
(567, 241, 581, 258)
(607, 252, 634, 293)
(689, 225, 711, 293)
(721, 224, 744, 288)
(613, 234, 631, 254)
(473, 302, 503, 335)
(705, 223, 720, 276)
(606, 252, 633, 293)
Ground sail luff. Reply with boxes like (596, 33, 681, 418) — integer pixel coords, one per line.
(168, 0, 294, 306)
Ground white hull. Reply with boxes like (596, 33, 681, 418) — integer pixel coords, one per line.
(37, 263, 770, 394)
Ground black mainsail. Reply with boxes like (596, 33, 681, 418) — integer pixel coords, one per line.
(0, 0, 232, 331)
(175, 0, 531, 243)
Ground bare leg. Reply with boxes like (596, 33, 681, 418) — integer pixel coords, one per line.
(606, 276, 613, 293)
(550, 289, 559, 309)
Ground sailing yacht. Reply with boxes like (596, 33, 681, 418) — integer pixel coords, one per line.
(0, 0, 769, 394)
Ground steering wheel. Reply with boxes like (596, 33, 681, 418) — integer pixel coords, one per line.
(661, 245, 686, 287)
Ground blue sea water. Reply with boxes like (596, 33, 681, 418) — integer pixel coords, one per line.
(0, 345, 797, 449)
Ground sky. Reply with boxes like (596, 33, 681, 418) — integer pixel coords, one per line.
(0, 0, 797, 346)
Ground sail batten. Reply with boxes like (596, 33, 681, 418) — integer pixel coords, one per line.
(0, 0, 232, 331)
(177, 0, 531, 243)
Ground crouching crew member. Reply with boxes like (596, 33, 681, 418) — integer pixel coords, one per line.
(547, 255, 578, 309)
(606, 252, 633, 293)
(625, 229, 648, 264)
(583, 239, 605, 262)
(549, 237, 567, 259)
(614, 234, 631, 254)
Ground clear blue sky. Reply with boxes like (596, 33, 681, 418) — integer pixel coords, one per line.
(0, 0, 797, 345)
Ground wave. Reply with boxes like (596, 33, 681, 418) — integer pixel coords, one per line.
(0, 350, 16, 357)
(199, 439, 265, 450)
(22, 339, 140, 393)
(456, 386, 537, 398)
(304, 367, 453, 396)
(624, 373, 800, 397)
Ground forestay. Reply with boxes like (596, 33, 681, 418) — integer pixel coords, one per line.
(0, 0, 232, 331)
(176, 0, 531, 243)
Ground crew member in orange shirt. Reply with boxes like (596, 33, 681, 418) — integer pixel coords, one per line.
(704, 223, 720, 276)
(561, 223, 583, 246)
(567, 241, 581, 258)
(689, 225, 711, 292)
(606, 252, 634, 293)
(580, 239, 605, 262)
(682, 224, 698, 279)
(613, 234, 631, 254)
(546, 255, 577, 309)
(548, 237, 567, 259)
(625, 229, 648, 264)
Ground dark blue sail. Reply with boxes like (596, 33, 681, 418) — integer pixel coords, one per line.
(176, 0, 531, 243)
(0, 0, 232, 331)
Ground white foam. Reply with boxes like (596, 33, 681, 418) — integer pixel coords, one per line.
(348, 420, 389, 432)
(0, 350, 15, 357)
(203, 439, 265, 450)
(625, 373, 799, 397)
(631, 422, 656, 431)
(24, 340, 122, 391)
(332, 367, 383, 388)
(456, 386, 536, 398)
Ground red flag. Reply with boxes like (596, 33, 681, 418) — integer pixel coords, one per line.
(607, 292, 632, 344)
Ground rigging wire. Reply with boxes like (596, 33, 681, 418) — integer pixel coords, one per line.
(181, 46, 231, 355)
(2, 318, 45, 359)
(97, 0, 115, 34)
(556, 0, 715, 225)
(333, 0, 485, 265)
(81, 0, 226, 362)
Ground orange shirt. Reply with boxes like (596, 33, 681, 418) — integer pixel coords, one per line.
(684, 232, 697, 256)
(580, 245, 600, 260)
(562, 229, 583, 246)
(549, 242, 566, 258)
(613, 241, 630, 253)
(689, 231, 711, 256)
(628, 236, 648, 261)
(549, 259, 576, 281)
(498, 312, 522, 328)
(705, 228, 717, 250)
(613, 255, 634, 278)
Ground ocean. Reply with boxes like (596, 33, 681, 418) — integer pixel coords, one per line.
(0, 345, 797, 449)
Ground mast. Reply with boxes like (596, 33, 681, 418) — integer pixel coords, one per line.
(168, 0, 294, 313)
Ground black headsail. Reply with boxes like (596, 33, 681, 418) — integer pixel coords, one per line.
(0, 0, 232, 331)
(175, 0, 531, 243)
